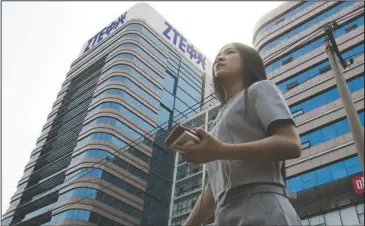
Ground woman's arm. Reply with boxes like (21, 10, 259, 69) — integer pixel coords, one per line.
(220, 123, 301, 161)
(184, 183, 216, 226)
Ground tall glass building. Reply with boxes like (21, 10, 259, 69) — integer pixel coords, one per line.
(2, 3, 216, 226)
(169, 1, 364, 226)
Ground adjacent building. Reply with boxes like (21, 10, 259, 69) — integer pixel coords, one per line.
(2, 3, 215, 226)
(169, 1, 364, 226)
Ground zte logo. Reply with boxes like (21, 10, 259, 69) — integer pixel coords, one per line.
(352, 175, 364, 194)
(162, 21, 206, 70)
(84, 12, 128, 53)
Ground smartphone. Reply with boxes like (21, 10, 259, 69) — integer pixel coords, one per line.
(165, 125, 201, 147)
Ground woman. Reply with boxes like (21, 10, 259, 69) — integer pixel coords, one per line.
(171, 43, 303, 225)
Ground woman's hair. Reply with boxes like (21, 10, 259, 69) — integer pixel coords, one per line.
(212, 42, 287, 181)
(213, 42, 267, 105)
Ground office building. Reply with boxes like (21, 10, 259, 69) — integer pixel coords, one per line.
(2, 3, 215, 226)
(169, 1, 364, 226)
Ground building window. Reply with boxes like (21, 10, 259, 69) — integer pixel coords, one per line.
(282, 56, 293, 65)
(319, 65, 331, 74)
(286, 80, 298, 90)
(292, 109, 304, 118)
(301, 141, 311, 150)
(345, 24, 358, 33)
(275, 17, 285, 25)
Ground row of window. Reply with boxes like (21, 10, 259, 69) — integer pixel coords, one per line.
(176, 163, 203, 180)
(172, 107, 197, 125)
(73, 149, 147, 180)
(301, 204, 364, 226)
(89, 101, 155, 131)
(84, 116, 143, 141)
(110, 53, 163, 84)
(128, 23, 204, 79)
(23, 202, 55, 221)
(266, 16, 364, 73)
(104, 64, 161, 93)
(260, 1, 355, 54)
(58, 187, 142, 219)
(177, 75, 202, 100)
(301, 111, 364, 150)
(179, 62, 204, 86)
(161, 89, 175, 111)
(94, 88, 158, 119)
(50, 209, 124, 226)
(121, 35, 167, 65)
(286, 156, 362, 192)
(290, 75, 364, 117)
(157, 105, 172, 128)
(115, 46, 165, 77)
(276, 43, 364, 93)
(100, 75, 160, 107)
(65, 167, 145, 199)
(174, 176, 202, 197)
(175, 88, 200, 113)
(172, 195, 198, 217)
(255, 1, 316, 40)
(77, 132, 150, 163)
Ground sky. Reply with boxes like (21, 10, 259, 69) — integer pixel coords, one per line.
(2, 1, 284, 214)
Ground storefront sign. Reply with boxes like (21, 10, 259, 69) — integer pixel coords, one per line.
(352, 175, 364, 194)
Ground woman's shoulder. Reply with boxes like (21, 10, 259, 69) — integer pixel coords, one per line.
(248, 80, 279, 97)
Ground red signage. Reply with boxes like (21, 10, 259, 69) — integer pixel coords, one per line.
(352, 175, 364, 194)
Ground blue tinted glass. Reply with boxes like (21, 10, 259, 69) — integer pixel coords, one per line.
(303, 179, 316, 190)
(265, 7, 359, 72)
(177, 77, 202, 101)
(157, 105, 171, 126)
(256, 2, 315, 37)
(302, 172, 316, 182)
(315, 167, 331, 185)
(288, 176, 303, 192)
(290, 75, 364, 116)
(300, 112, 363, 149)
(105, 76, 159, 106)
(343, 156, 359, 168)
(287, 156, 361, 192)
(329, 162, 347, 180)
(261, 2, 355, 55)
(110, 64, 161, 92)
(87, 117, 143, 140)
(94, 102, 154, 130)
(160, 89, 174, 110)
(164, 72, 176, 93)
(176, 88, 199, 108)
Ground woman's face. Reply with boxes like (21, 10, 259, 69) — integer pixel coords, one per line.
(213, 44, 243, 81)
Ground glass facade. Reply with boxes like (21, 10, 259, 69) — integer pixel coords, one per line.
(286, 156, 362, 192)
(255, 1, 316, 40)
(290, 75, 364, 117)
(50, 209, 124, 226)
(260, 1, 356, 55)
(266, 17, 364, 73)
(301, 204, 364, 226)
(300, 111, 364, 150)
(277, 43, 364, 93)
(3, 9, 210, 225)
(58, 187, 142, 219)
(252, 2, 365, 226)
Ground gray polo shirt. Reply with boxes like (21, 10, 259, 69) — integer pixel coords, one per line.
(206, 80, 294, 202)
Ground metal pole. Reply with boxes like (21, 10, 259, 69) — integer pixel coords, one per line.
(324, 37, 365, 173)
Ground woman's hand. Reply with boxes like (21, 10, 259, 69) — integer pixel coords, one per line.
(171, 128, 226, 164)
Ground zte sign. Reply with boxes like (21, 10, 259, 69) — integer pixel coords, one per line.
(352, 175, 364, 194)
(79, 3, 210, 72)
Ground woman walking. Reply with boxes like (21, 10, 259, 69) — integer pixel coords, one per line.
(171, 43, 303, 226)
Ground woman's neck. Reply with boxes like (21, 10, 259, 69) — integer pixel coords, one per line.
(223, 79, 244, 102)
